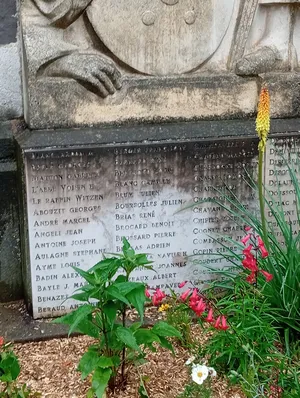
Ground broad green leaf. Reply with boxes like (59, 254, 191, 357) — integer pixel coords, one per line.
(152, 322, 182, 338)
(92, 367, 112, 398)
(115, 326, 141, 352)
(97, 356, 114, 368)
(0, 354, 20, 382)
(78, 349, 100, 380)
(53, 305, 99, 338)
(127, 284, 146, 321)
(134, 329, 161, 345)
(106, 285, 130, 306)
(103, 301, 119, 327)
(122, 237, 135, 258)
(113, 281, 144, 296)
(71, 266, 96, 285)
(158, 336, 175, 355)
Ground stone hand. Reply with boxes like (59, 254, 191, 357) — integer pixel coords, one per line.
(45, 53, 122, 97)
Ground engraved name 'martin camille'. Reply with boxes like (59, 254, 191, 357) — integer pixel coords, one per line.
(25, 139, 258, 318)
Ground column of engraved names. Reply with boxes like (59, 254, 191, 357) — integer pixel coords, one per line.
(192, 140, 257, 284)
(27, 149, 108, 317)
(265, 137, 300, 237)
(113, 144, 192, 289)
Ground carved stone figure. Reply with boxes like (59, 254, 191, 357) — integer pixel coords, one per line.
(236, 0, 300, 75)
(24, 0, 235, 97)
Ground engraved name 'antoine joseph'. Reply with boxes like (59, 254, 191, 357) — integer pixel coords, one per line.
(23, 0, 300, 99)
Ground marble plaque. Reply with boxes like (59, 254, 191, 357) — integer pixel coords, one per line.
(265, 135, 300, 238)
(24, 138, 258, 318)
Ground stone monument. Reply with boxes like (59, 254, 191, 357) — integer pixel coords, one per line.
(17, 0, 300, 318)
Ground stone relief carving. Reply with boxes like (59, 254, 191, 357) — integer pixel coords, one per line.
(24, 0, 235, 97)
(236, 0, 300, 75)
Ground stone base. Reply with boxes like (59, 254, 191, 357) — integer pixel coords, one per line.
(24, 73, 300, 130)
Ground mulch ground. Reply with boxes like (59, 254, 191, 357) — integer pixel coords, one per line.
(13, 324, 245, 398)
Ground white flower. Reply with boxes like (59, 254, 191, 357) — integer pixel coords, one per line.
(191, 364, 209, 385)
(185, 356, 195, 366)
(208, 367, 217, 377)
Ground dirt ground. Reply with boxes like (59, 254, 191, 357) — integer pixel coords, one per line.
(13, 327, 245, 398)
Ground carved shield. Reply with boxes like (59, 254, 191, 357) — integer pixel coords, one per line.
(87, 0, 235, 75)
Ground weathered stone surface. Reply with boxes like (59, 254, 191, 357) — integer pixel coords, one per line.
(87, 0, 235, 75)
(25, 74, 259, 129)
(0, 44, 22, 120)
(0, 122, 22, 302)
(0, 0, 17, 45)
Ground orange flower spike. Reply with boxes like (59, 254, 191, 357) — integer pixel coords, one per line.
(256, 86, 270, 153)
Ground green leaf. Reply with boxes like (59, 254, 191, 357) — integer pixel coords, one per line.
(106, 285, 130, 306)
(152, 321, 182, 338)
(158, 336, 175, 355)
(78, 349, 100, 380)
(92, 367, 112, 398)
(127, 284, 146, 322)
(134, 329, 161, 345)
(0, 353, 20, 382)
(97, 356, 114, 369)
(53, 305, 99, 338)
(103, 301, 119, 327)
(71, 266, 96, 285)
(122, 237, 135, 258)
(115, 326, 141, 352)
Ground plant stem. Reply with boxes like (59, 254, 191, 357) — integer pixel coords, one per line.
(258, 149, 269, 250)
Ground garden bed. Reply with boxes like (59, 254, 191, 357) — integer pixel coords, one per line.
(14, 325, 245, 398)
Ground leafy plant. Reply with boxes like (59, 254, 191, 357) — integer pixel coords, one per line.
(0, 339, 39, 398)
(54, 238, 181, 397)
(177, 382, 212, 398)
(199, 274, 280, 384)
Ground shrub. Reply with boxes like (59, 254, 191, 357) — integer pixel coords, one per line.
(54, 238, 181, 397)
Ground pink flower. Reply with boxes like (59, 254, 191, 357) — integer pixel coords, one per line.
(244, 226, 252, 232)
(241, 234, 251, 245)
(219, 316, 229, 331)
(257, 237, 269, 258)
(180, 288, 192, 302)
(145, 288, 151, 298)
(260, 270, 273, 282)
(205, 308, 214, 323)
(194, 298, 206, 317)
(178, 281, 187, 288)
(214, 316, 221, 330)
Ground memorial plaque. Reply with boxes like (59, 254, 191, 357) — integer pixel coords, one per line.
(265, 135, 300, 238)
(23, 137, 258, 318)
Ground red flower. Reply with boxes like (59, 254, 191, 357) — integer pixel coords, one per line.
(260, 270, 273, 282)
(220, 315, 229, 331)
(178, 281, 187, 288)
(214, 316, 221, 329)
(244, 226, 252, 232)
(242, 252, 258, 272)
(257, 237, 269, 258)
(241, 234, 251, 245)
(180, 289, 192, 302)
(194, 298, 206, 317)
(205, 308, 214, 323)
(246, 272, 256, 284)
(0, 337, 4, 347)
(242, 244, 253, 256)
(152, 288, 166, 306)
(145, 288, 151, 298)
